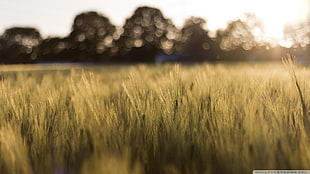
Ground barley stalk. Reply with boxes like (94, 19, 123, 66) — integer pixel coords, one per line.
(282, 53, 310, 139)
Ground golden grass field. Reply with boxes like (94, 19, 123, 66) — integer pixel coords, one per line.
(0, 61, 310, 174)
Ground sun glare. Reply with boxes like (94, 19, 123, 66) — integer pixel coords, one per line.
(172, 0, 309, 44)
(255, 0, 308, 41)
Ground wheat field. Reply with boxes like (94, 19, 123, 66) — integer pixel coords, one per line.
(0, 62, 310, 174)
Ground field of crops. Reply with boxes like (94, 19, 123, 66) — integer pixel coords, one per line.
(0, 61, 310, 174)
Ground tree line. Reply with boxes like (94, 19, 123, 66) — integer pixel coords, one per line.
(0, 6, 309, 64)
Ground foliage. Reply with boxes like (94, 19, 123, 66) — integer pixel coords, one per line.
(37, 37, 73, 62)
(216, 19, 256, 51)
(0, 7, 309, 63)
(116, 6, 179, 62)
(0, 27, 42, 63)
(179, 17, 217, 61)
(68, 11, 116, 61)
(283, 22, 310, 48)
(0, 63, 310, 174)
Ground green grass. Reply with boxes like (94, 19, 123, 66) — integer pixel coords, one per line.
(0, 62, 310, 174)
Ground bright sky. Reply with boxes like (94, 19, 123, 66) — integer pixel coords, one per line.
(0, 0, 309, 40)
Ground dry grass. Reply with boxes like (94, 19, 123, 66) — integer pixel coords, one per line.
(0, 62, 310, 174)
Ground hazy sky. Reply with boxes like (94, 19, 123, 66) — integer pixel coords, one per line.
(0, 0, 309, 37)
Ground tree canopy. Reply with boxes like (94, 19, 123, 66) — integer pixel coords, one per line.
(179, 17, 217, 61)
(116, 6, 178, 62)
(0, 6, 309, 64)
(0, 27, 42, 63)
(69, 11, 116, 61)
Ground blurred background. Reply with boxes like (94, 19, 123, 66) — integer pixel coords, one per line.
(0, 0, 309, 64)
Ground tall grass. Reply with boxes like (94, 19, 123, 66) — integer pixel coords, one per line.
(0, 63, 310, 174)
(282, 54, 310, 139)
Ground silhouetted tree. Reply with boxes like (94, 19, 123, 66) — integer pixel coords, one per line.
(69, 11, 116, 62)
(240, 13, 269, 61)
(215, 19, 256, 60)
(217, 20, 256, 51)
(0, 27, 42, 64)
(0, 38, 5, 59)
(282, 21, 310, 61)
(37, 37, 74, 62)
(179, 17, 217, 61)
(241, 13, 265, 44)
(283, 22, 310, 48)
(116, 6, 178, 62)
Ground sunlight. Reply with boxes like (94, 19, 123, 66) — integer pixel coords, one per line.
(170, 0, 309, 42)
(255, 0, 308, 40)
